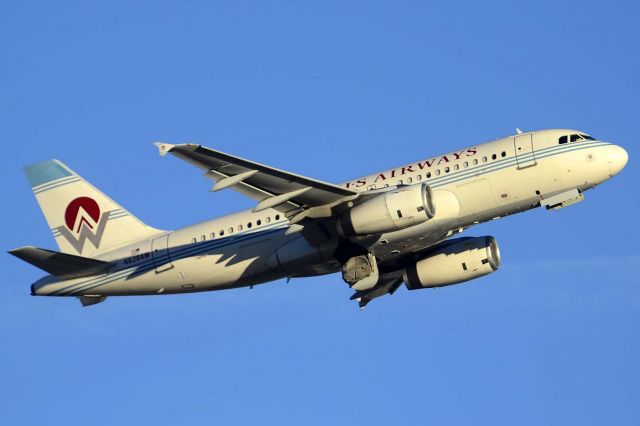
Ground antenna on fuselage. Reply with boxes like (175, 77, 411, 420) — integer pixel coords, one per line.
(515, 128, 523, 134)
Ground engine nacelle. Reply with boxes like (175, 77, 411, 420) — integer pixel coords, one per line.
(338, 183, 436, 236)
(403, 236, 501, 289)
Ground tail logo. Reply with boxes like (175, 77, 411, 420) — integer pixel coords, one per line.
(65, 197, 101, 233)
(54, 196, 111, 253)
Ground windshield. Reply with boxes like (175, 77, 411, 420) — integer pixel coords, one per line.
(559, 133, 597, 144)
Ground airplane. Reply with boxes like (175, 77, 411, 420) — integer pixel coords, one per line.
(9, 129, 628, 309)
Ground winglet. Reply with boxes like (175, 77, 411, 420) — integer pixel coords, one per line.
(154, 142, 175, 157)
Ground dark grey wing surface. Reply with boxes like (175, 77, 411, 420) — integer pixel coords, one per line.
(156, 143, 356, 214)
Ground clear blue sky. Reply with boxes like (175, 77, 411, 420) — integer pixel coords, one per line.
(2, 1, 639, 424)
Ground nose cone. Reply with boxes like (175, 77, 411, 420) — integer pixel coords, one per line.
(608, 145, 628, 176)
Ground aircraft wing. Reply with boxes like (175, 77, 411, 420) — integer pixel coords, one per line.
(155, 143, 356, 214)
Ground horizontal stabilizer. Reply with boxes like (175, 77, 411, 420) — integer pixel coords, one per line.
(9, 246, 114, 279)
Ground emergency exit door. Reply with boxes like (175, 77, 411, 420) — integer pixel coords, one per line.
(151, 234, 173, 273)
(513, 133, 537, 169)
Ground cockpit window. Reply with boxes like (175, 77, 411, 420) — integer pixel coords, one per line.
(560, 133, 596, 144)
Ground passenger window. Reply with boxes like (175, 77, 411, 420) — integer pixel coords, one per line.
(367, 184, 375, 190)
(435, 170, 441, 176)
(559, 135, 568, 144)
(384, 183, 389, 187)
(247, 222, 252, 228)
(417, 174, 422, 181)
(482, 156, 488, 163)
(210, 233, 215, 239)
(275, 214, 280, 220)
(201, 235, 206, 242)
(454, 164, 459, 171)
(491, 154, 497, 160)
(426, 172, 431, 178)
(398, 180, 403, 185)
(238, 224, 243, 231)
(463, 161, 469, 168)
(191, 238, 196, 244)
(473, 159, 478, 165)
(407, 177, 413, 183)
(501, 151, 506, 158)
(265, 217, 271, 224)
(228, 227, 233, 233)
(444, 166, 450, 173)
(257, 220, 261, 226)
(219, 230, 225, 237)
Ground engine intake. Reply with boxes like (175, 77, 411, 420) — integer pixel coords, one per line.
(338, 183, 436, 236)
(403, 236, 501, 289)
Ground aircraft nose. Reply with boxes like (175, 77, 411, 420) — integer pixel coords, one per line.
(608, 145, 628, 175)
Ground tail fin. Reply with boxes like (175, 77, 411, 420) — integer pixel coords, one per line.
(24, 159, 163, 257)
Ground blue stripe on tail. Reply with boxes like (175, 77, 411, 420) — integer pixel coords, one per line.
(23, 160, 73, 188)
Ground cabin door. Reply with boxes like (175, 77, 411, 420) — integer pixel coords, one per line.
(151, 234, 173, 273)
(513, 133, 537, 169)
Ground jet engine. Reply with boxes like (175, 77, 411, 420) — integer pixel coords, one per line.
(403, 236, 501, 289)
(338, 183, 436, 236)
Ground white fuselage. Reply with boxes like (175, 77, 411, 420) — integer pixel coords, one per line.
(32, 129, 627, 297)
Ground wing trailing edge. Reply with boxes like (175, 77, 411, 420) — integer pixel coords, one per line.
(154, 141, 356, 213)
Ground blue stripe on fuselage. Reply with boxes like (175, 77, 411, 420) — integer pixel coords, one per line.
(49, 140, 609, 296)
(51, 222, 289, 295)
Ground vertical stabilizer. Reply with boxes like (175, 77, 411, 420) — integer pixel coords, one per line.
(24, 159, 163, 257)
